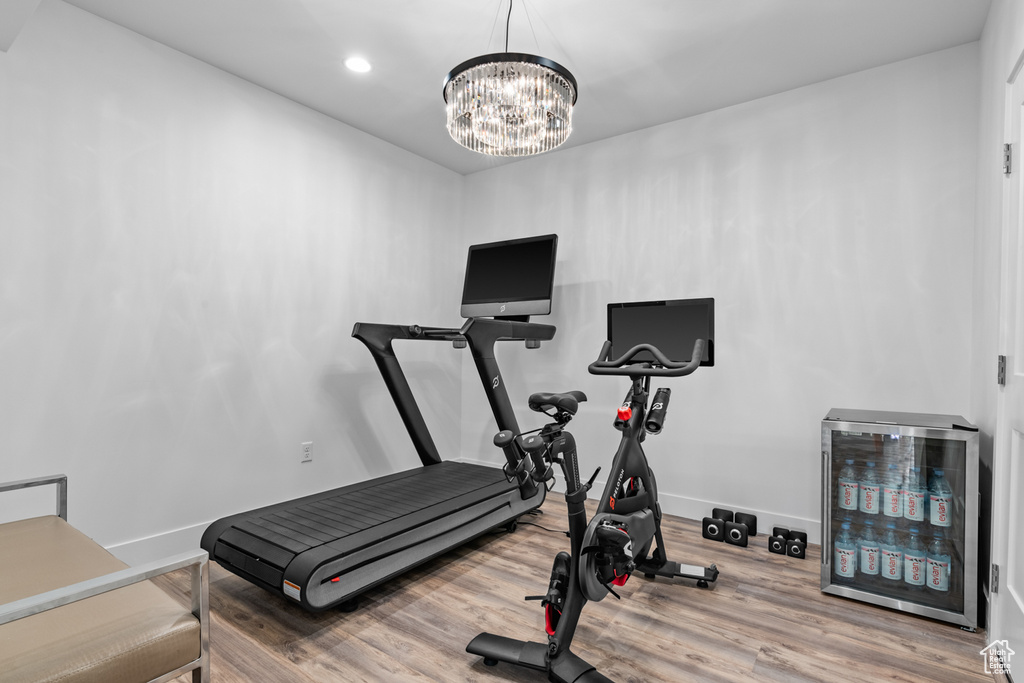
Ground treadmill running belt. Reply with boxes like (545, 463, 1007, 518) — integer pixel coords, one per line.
(228, 462, 513, 554)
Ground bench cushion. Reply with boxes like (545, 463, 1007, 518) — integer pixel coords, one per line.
(0, 516, 200, 683)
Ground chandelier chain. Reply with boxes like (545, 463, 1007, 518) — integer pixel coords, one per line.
(505, 0, 512, 52)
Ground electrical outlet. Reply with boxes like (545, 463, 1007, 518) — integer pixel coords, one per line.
(301, 441, 313, 463)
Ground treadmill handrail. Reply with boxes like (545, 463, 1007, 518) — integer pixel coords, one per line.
(352, 322, 445, 466)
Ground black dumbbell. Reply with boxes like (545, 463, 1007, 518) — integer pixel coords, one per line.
(725, 521, 748, 547)
(735, 512, 757, 537)
(703, 507, 735, 542)
(768, 526, 807, 558)
(712, 507, 734, 523)
(702, 517, 726, 541)
(769, 526, 788, 554)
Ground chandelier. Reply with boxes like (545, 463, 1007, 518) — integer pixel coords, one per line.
(442, 4, 577, 157)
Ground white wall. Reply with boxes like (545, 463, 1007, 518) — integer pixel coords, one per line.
(0, 0, 465, 562)
(460, 45, 980, 542)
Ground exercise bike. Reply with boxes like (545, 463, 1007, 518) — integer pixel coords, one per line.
(467, 327, 718, 683)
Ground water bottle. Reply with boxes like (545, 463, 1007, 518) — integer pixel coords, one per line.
(904, 528, 927, 588)
(834, 522, 857, 580)
(929, 469, 954, 528)
(837, 459, 858, 511)
(858, 461, 880, 515)
(879, 522, 903, 582)
(903, 467, 926, 523)
(858, 519, 881, 578)
(926, 531, 952, 592)
(882, 464, 904, 518)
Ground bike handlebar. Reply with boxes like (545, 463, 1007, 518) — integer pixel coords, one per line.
(588, 339, 706, 377)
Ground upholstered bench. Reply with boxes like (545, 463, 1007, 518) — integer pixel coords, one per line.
(0, 475, 210, 683)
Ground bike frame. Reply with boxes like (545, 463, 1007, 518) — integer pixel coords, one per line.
(467, 335, 716, 683)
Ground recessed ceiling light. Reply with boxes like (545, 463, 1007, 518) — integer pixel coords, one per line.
(345, 57, 371, 73)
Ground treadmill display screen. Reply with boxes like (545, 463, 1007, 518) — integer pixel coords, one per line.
(607, 298, 715, 366)
(460, 234, 558, 319)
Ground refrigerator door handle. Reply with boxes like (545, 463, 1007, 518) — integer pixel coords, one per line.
(821, 449, 829, 569)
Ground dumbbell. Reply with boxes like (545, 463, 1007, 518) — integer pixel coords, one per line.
(702, 507, 735, 541)
(768, 526, 807, 559)
(725, 521, 748, 547)
(702, 516, 726, 541)
(735, 512, 757, 537)
(786, 538, 807, 559)
(703, 508, 756, 547)
(727, 512, 758, 546)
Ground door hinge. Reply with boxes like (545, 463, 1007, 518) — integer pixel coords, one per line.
(992, 563, 1000, 593)
(998, 354, 1007, 386)
(1005, 143, 1013, 175)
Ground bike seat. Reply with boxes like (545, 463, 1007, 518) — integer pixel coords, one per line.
(528, 390, 587, 415)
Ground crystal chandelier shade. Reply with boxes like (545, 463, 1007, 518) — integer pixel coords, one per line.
(443, 53, 577, 157)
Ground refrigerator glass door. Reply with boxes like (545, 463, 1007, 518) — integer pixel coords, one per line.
(821, 417, 977, 629)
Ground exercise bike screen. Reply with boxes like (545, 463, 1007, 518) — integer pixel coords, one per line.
(608, 298, 714, 366)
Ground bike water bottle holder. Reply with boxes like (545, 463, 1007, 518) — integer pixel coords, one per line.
(501, 454, 536, 484)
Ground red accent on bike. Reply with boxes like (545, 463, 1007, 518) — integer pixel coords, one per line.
(545, 604, 561, 636)
(609, 496, 615, 510)
(617, 406, 632, 421)
(331, 577, 340, 582)
(612, 571, 630, 587)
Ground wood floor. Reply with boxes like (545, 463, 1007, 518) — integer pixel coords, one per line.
(159, 498, 999, 682)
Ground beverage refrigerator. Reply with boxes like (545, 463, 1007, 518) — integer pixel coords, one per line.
(820, 409, 979, 630)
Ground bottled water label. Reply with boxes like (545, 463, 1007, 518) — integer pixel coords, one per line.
(859, 484, 880, 514)
(882, 486, 903, 517)
(927, 557, 950, 592)
(838, 479, 858, 510)
(881, 548, 903, 580)
(835, 546, 856, 578)
(930, 494, 953, 527)
(904, 490, 925, 522)
(904, 552, 926, 586)
(860, 545, 880, 575)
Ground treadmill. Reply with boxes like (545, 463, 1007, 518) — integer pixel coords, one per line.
(201, 234, 558, 612)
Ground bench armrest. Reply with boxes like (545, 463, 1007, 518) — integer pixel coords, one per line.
(0, 474, 67, 521)
(0, 549, 209, 625)
(0, 549, 210, 682)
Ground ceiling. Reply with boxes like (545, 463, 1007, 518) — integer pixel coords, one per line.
(56, 0, 991, 176)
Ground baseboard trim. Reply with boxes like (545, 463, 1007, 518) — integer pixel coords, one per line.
(458, 456, 822, 545)
(106, 521, 210, 566)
